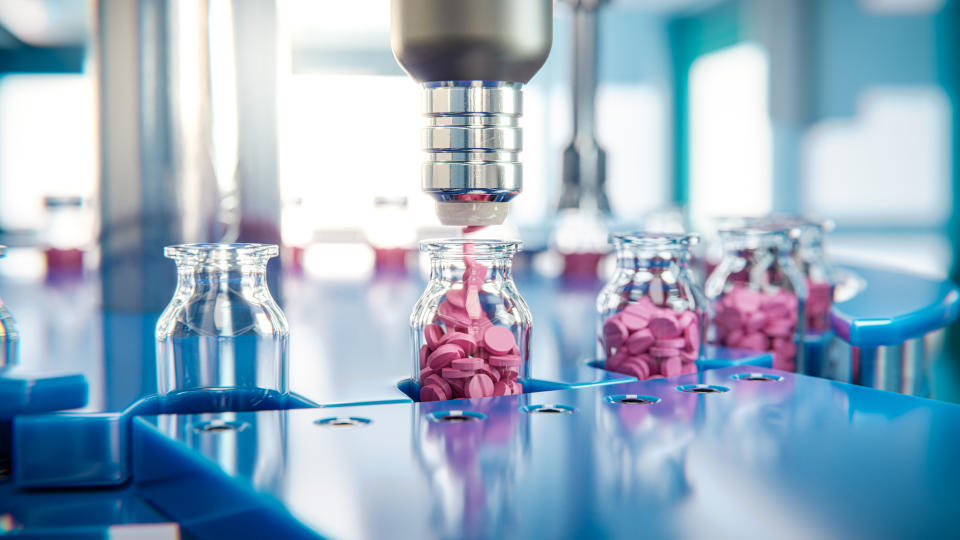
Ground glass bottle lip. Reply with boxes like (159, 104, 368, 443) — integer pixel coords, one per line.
(164, 243, 279, 267)
(419, 238, 522, 257)
(717, 224, 792, 238)
(610, 232, 699, 248)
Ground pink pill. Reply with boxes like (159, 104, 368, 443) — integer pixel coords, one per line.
(724, 328, 745, 348)
(466, 373, 495, 398)
(436, 311, 470, 331)
(465, 286, 482, 320)
(628, 356, 652, 376)
(732, 287, 762, 312)
(661, 357, 682, 377)
(715, 306, 743, 330)
(493, 380, 510, 396)
(624, 297, 657, 317)
(606, 348, 629, 371)
(739, 332, 769, 351)
(677, 311, 697, 330)
(447, 377, 466, 397)
(763, 319, 794, 337)
(482, 326, 517, 355)
(648, 316, 681, 339)
(441, 332, 477, 354)
(650, 346, 680, 358)
(427, 343, 464, 369)
(655, 338, 685, 349)
(424, 324, 444, 349)
(489, 354, 521, 368)
(419, 344, 429, 369)
(451, 357, 483, 371)
(745, 311, 768, 332)
(680, 349, 699, 362)
(445, 288, 466, 309)
(499, 367, 519, 380)
(425, 374, 452, 396)
(479, 366, 501, 383)
(635, 354, 656, 372)
(620, 312, 649, 332)
(420, 384, 448, 402)
(442, 367, 475, 379)
(681, 362, 698, 375)
(626, 328, 655, 355)
(602, 318, 629, 348)
(419, 367, 436, 381)
(619, 359, 649, 380)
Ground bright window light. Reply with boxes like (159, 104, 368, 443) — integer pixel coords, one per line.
(803, 87, 951, 227)
(0, 74, 95, 230)
(688, 43, 773, 227)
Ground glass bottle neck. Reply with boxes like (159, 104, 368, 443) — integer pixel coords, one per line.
(176, 264, 269, 293)
(429, 256, 513, 283)
(615, 246, 691, 271)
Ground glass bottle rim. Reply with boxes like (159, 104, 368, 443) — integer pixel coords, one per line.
(164, 243, 279, 266)
(419, 238, 522, 256)
(717, 224, 792, 239)
(610, 232, 699, 248)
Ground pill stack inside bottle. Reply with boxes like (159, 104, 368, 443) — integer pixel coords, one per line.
(601, 297, 700, 379)
(596, 233, 706, 380)
(712, 286, 799, 370)
(805, 281, 832, 332)
(413, 240, 531, 402)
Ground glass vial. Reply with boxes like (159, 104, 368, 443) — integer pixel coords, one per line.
(156, 244, 289, 411)
(411, 239, 532, 401)
(790, 219, 836, 333)
(706, 226, 807, 372)
(596, 233, 706, 379)
(0, 246, 19, 369)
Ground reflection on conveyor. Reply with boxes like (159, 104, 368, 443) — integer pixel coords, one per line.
(413, 398, 529, 540)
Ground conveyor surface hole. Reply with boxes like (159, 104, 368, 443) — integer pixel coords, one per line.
(523, 404, 576, 414)
(732, 373, 783, 382)
(315, 417, 372, 428)
(606, 394, 661, 405)
(677, 384, 730, 394)
(429, 410, 486, 423)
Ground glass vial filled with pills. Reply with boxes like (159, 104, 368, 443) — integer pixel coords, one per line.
(790, 219, 836, 333)
(411, 239, 532, 401)
(156, 244, 289, 412)
(596, 233, 706, 379)
(706, 226, 807, 372)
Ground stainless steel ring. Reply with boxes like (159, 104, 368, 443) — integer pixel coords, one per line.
(422, 126, 522, 152)
(422, 162, 522, 193)
(422, 84, 522, 116)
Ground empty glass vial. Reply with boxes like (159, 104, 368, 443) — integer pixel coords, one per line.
(0, 246, 19, 369)
(411, 239, 532, 401)
(596, 233, 706, 379)
(156, 244, 288, 412)
(706, 226, 806, 372)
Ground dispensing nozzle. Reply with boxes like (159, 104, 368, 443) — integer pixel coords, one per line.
(391, 0, 553, 226)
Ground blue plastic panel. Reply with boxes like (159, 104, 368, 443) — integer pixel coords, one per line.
(0, 368, 87, 418)
(133, 366, 960, 539)
(831, 265, 960, 347)
(0, 481, 177, 538)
